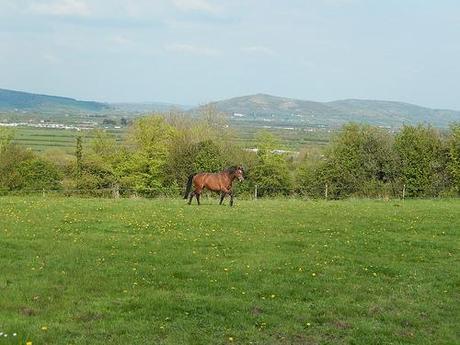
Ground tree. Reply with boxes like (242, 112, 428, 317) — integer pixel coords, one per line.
(295, 147, 327, 198)
(296, 124, 398, 198)
(193, 140, 223, 172)
(447, 123, 460, 194)
(250, 131, 292, 196)
(123, 115, 177, 195)
(90, 129, 118, 159)
(163, 113, 241, 192)
(394, 125, 446, 197)
(75, 136, 83, 176)
(120, 117, 129, 126)
(102, 118, 117, 126)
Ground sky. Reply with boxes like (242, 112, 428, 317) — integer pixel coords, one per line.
(1, 0, 459, 109)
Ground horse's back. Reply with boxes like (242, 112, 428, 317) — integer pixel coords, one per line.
(193, 172, 228, 192)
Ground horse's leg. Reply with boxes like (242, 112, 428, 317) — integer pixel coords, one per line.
(229, 191, 234, 206)
(195, 187, 202, 205)
(219, 192, 226, 205)
(188, 191, 195, 205)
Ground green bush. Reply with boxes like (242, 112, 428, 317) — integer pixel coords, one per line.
(447, 123, 460, 194)
(297, 124, 398, 199)
(250, 131, 292, 197)
(0, 145, 61, 192)
(394, 125, 447, 197)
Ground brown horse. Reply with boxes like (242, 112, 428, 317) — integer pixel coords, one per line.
(183, 166, 244, 206)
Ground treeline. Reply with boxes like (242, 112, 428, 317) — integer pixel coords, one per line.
(0, 113, 459, 199)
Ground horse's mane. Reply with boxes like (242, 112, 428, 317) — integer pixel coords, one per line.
(224, 166, 238, 173)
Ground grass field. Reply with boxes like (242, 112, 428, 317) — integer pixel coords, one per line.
(11, 128, 125, 153)
(0, 197, 458, 344)
(9, 125, 330, 153)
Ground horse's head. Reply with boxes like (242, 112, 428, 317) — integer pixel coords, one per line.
(234, 165, 245, 182)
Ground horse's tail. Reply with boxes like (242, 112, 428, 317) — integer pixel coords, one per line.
(183, 174, 195, 199)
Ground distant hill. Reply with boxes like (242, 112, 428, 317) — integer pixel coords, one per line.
(194, 93, 460, 127)
(111, 102, 191, 114)
(0, 88, 109, 113)
(2, 89, 459, 128)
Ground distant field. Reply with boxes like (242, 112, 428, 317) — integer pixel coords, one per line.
(9, 125, 330, 153)
(231, 124, 331, 150)
(0, 197, 458, 345)
(11, 127, 126, 153)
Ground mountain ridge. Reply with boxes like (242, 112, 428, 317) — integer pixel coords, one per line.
(0, 88, 109, 112)
(194, 93, 460, 127)
(1, 88, 459, 127)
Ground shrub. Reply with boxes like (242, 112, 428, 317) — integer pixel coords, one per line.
(394, 125, 447, 197)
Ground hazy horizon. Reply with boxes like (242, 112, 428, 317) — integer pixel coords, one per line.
(1, 0, 459, 109)
(5, 87, 460, 113)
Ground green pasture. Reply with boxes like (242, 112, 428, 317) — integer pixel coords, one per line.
(0, 197, 458, 344)
(11, 128, 125, 153)
(9, 125, 330, 153)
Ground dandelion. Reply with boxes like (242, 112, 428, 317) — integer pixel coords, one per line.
(41, 326, 48, 331)
(228, 337, 234, 341)
(26, 342, 32, 345)
(271, 294, 276, 298)
(312, 273, 316, 277)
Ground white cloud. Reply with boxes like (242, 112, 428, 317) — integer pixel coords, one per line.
(242, 46, 276, 56)
(171, 0, 221, 14)
(29, 0, 91, 17)
(165, 43, 220, 56)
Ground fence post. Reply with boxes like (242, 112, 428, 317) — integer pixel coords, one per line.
(254, 185, 258, 200)
(402, 184, 406, 200)
(112, 184, 120, 199)
(325, 183, 328, 200)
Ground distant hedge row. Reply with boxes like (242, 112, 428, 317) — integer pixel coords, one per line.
(296, 123, 459, 198)
(0, 115, 459, 199)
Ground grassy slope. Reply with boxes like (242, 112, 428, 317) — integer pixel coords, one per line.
(0, 197, 458, 345)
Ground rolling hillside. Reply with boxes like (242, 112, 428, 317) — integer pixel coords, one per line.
(195, 93, 460, 127)
(2, 88, 459, 128)
(0, 88, 109, 113)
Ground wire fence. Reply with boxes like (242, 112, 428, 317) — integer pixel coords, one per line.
(0, 187, 172, 199)
(0, 183, 439, 201)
